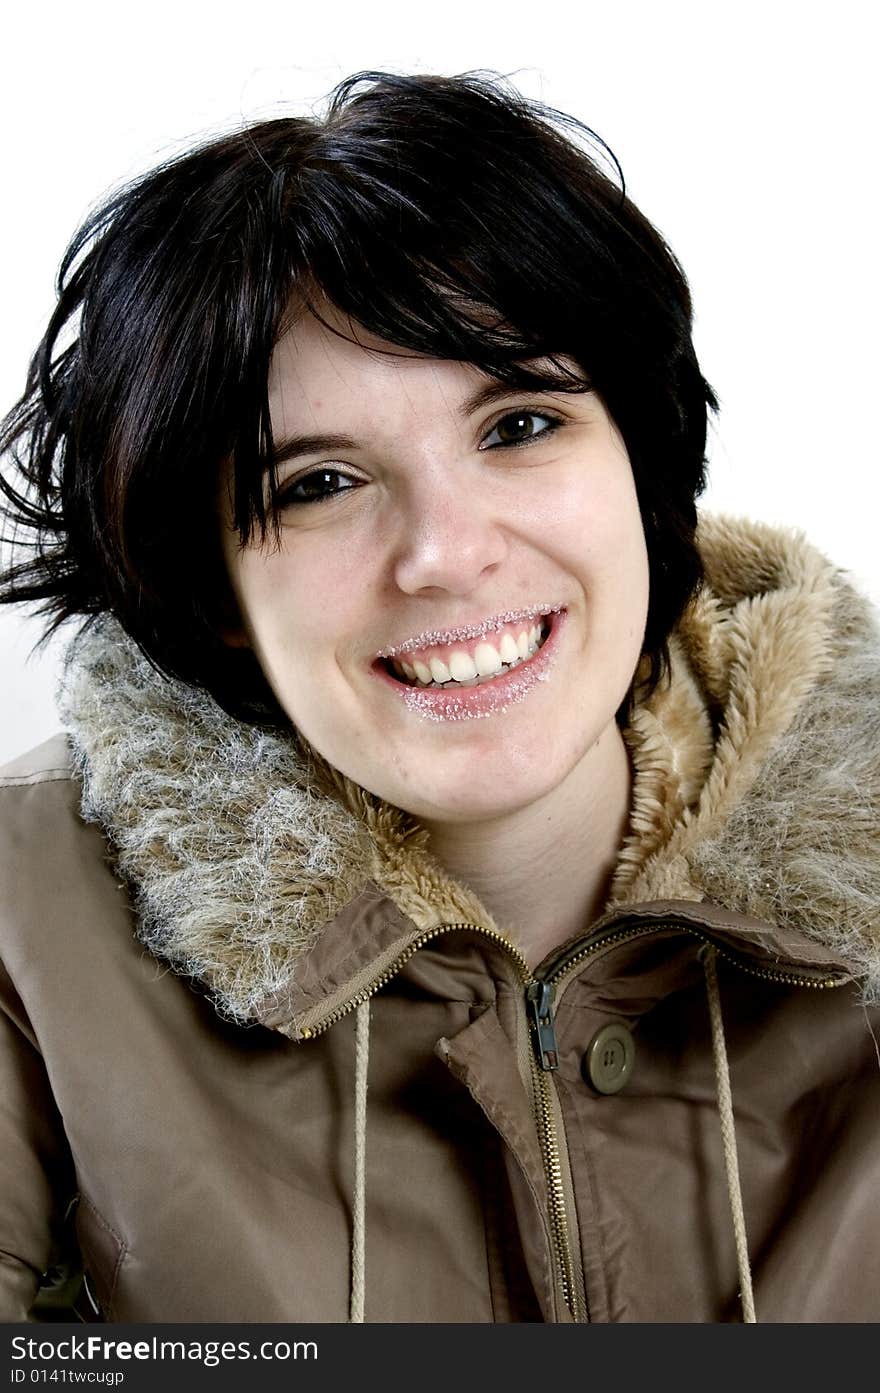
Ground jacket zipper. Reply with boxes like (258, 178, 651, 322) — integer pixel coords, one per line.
(296, 916, 846, 1322)
(525, 979, 585, 1319)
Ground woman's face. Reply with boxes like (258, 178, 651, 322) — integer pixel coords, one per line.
(222, 305, 650, 825)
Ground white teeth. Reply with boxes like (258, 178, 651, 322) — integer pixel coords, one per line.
(473, 641, 503, 677)
(388, 614, 553, 689)
(429, 656, 451, 683)
(448, 651, 478, 682)
(413, 660, 433, 685)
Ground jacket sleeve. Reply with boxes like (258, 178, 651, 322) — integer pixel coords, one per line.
(0, 960, 79, 1321)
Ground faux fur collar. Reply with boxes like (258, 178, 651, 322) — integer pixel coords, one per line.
(57, 513, 880, 1017)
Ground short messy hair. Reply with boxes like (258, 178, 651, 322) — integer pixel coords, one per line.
(0, 69, 717, 724)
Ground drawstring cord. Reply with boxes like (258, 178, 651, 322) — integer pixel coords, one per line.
(350, 998, 371, 1323)
(700, 944, 757, 1323)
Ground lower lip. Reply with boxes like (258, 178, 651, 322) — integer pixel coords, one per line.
(373, 611, 566, 722)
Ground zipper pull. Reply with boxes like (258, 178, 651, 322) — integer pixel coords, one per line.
(526, 980, 559, 1071)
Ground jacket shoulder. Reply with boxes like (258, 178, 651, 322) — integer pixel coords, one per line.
(0, 733, 74, 786)
(0, 733, 117, 956)
(0, 735, 82, 857)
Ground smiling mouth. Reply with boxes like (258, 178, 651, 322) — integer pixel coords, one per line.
(380, 613, 555, 690)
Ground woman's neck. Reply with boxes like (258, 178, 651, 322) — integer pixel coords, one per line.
(423, 722, 633, 968)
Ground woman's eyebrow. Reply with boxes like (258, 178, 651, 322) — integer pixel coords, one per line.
(459, 379, 534, 416)
(268, 432, 359, 469)
(461, 374, 590, 415)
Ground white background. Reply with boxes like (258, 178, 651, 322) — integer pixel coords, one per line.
(1, 0, 876, 765)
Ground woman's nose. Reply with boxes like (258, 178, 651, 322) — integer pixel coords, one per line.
(391, 479, 508, 598)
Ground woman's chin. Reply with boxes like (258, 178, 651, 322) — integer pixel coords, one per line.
(375, 751, 579, 828)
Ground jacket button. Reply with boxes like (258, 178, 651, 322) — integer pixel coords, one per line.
(582, 1022, 635, 1094)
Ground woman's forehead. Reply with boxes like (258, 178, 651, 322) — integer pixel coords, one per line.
(268, 305, 583, 424)
(270, 304, 432, 388)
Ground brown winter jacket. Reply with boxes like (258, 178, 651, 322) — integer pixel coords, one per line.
(1, 514, 878, 1323)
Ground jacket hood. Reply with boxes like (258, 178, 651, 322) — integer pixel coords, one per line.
(57, 513, 880, 1017)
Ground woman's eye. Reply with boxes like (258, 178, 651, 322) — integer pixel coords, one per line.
(277, 469, 359, 506)
(480, 411, 559, 449)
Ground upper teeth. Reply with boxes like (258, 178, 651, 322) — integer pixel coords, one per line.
(393, 623, 545, 688)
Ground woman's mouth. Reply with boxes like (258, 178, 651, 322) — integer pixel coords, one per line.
(373, 608, 565, 721)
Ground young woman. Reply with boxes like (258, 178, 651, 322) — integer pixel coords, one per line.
(1, 71, 878, 1325)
